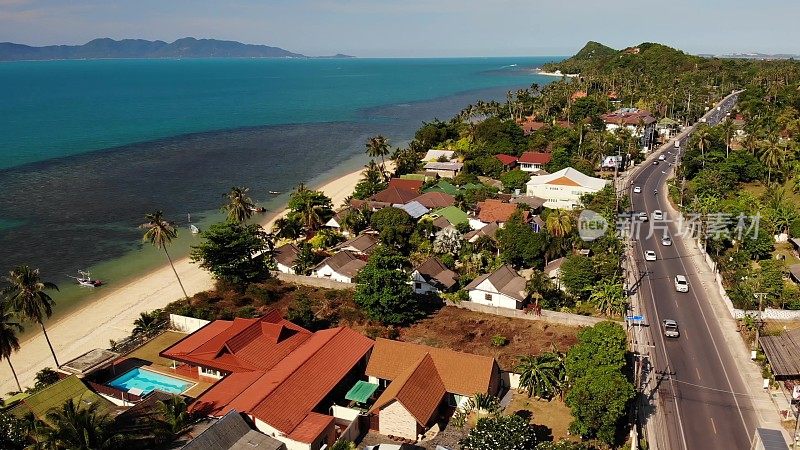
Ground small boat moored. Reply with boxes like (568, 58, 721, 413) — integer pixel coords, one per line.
(71, 270, 103, 287)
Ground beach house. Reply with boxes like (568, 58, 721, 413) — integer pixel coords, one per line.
(161, 312, 374, 450)
(274, 243, 300, 274)
(525, 167, 609, 210)
(365, 338, 501, 440)
(410, 256, 458, 294)
(464, 265, 528, 309)
(518, 151, 552, 172)
(313, 250, 367, 283)
(423, 161, 463, 179)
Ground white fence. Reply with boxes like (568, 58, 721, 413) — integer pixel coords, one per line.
(169, 314, 210, 333)
(452, 301, 610, 327)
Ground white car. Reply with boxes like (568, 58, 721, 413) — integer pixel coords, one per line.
(661, 235, 672, 246)
(638, 212, 649, 222)
(658, 154, 666, 161)
(652, 210, 663, 220)
(674, 275, 689, 292)
(633, 186, 642, 194)
(645, 250, 657, 261)
(663, 319, 680, 338)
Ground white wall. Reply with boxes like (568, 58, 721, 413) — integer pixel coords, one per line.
(331, 405, 361, 422)
(254, 418, 312, 450)
(468, 279, 520, 309)
(526, 183, 600, 210)
(411, 272, 438, 294)
(378, 401, 419, 440)
(313, 265, 354, 284)
(276, 262, 294, 275)
(169, 314, 209, 333)
(520, 162, 544, 172)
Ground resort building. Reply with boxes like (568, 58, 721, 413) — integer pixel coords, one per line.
(372, 186, 420, 205)
(313, 250, 366, 283)
(464, 265, 528, 310)
(601, 108, 657, 149)
(410, 256, 458, 294)
(423, 161, 463, 179)
(365, 338, 501, 440)
(274, 243, 300, 274)
(525, 167, 610, 210)
(160, 312, 374, 450)
(518, 151, 552, 172)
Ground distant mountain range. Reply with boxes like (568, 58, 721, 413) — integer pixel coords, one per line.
(0, 37, 354, 61)
(698, 52, 799, 60)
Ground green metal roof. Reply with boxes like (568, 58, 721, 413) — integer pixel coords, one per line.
(12, 375, 114, 422)
(432, 206, 469, 225)
(400, 173, 426, 181)
(425, 180, 459, 196)
(345, 380, 378, 403)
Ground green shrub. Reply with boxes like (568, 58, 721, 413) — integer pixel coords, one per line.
(491, 334, 509, 347)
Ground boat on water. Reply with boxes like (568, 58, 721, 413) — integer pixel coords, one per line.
(268, 190, 281, 195)
(249, 206, 268, 213)
(70, 270, 103, 287)
(190, 224, 200, 234)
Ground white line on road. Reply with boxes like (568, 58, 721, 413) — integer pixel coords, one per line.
(711, 417, 717, 434)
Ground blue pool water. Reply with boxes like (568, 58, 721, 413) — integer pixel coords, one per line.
(107, 367, 193, 395)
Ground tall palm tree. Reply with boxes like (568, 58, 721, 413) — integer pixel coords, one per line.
(365, 135, 391, 179)
(140, 211, 188, 299)
(545, 210, 574, 238)
(222, 186, 256, 223)
(694, 124, 712, 169)
(3, 266, 59, 367)
(297, 196, 324, 232)
(33, 398, 123, 449)
(515, 352, 565, 400)
(719, 119, 736, 158)
(0, 299, 24, 391)
(588, 280, 627, 317)
(155, 395, 192, 444)
(758, 135, 787, 184)
(272, 216, 303, 241)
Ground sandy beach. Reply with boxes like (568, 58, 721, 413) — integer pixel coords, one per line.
(0, 164, 368, 395)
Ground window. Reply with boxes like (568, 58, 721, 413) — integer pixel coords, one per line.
(484, 293, 492, 302)
(199, 366, 224, 379)
(415, 282, 422, 289)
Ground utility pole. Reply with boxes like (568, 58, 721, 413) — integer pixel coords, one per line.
(754, 292, 767, 352)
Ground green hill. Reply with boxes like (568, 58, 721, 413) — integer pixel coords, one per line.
(544, 41, 703, 75)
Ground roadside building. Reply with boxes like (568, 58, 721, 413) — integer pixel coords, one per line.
(525, 167, 609, 209)
(464, 265, 528, 309)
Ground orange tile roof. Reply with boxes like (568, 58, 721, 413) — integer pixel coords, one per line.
(366, 338, 498, 396)
(372, 187, 420, 205)
(495, 154, 518, 166)
(388, 178, 423, 193)
(476, 199, 527, 224)
(371, 354, 446, 426)
(547, 176, 581, 187)
(287, 413, 334, 443)
(413, 192, 455, 209)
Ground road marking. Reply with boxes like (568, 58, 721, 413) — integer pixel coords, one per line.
(710, 417, 717, 434)
(695, 367, 701, 380)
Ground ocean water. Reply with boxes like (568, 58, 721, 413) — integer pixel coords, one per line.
(0, 57, 559, 316)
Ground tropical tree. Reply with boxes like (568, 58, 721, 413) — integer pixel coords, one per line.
(365, 135, 391, 179)
(292, 242, 319, 275)
(588, 279, 627, 317)
(154, 395, 192, 444)
(694, 124, 712, 169)
(758, 135, 787, 184)
(433, 227, 463, 256)
(516, 352, 565, 399)
(32, 398, 123, 449)
(140, 211, 188, 299)
(272, 216, 303, 241)
(545, 210, 574, 238)
(222, 186, 256, 223)
(720, 118, 736, 158)
(459, 414, 538, 450)
(287, 184, 333, 233)
(3, 266, 59, 367)
(0, 299, 23, 391)
(190, 222, 274, 287)
(131, 311, 162, 336)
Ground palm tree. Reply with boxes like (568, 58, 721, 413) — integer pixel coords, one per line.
(222, 186, 256, 223)
(140, 211, 188, 299)
(365, 135, 391, 179)
(545, 210, 573, 238)
(155, 395, 192, 444)
(694, 124, 712, 169)
(132, 311, 162, 336)
(3, 266, 59, 367)
(588, 280, 627, 317)
(292, 243, 318, 275)
(32, 398, 123, 449)
(272, 216, 303, 241)
(0, 299, 24, 391)
(720, 119, 736, 158)
(297, 197, 324, 233)
(515, 352, 565, 400)
(758, 135, 787, 184)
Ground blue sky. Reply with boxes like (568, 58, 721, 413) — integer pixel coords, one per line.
(1, 0, 798, 57)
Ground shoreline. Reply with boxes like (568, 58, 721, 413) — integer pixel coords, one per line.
(0, 162, 368, 394)
(535, 68, 579, 78)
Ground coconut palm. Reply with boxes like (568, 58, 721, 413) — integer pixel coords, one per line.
(3, 266, 59, 367)
(32, 398, 123, 449)
(694, 124, 712, 169)
(140, 211, 188, 299)
(719, 118, 736, 158)
(588, 279, 627, 317)
(154, 395, 192, 444)
(222, 186, 256, 223)
(0, 299, 24, 391)
(515, 352, 565, 400)
(758, 135, 787, 184)
(292, 243, 319, 275)
(272, 216, 303, 241)
(545, 210, 574, 238)
(365, 135, 391, 179)
(132, 311, 162, 336)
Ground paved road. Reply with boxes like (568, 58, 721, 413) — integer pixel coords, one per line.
(628, 92, 760, 449)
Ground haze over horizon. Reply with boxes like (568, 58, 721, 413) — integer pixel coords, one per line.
(1, 0, 798, 57)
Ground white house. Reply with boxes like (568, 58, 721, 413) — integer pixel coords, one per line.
(525, 167, 610, 210)
(464, 265, 528, 309)
(411, 257, 458, 294)
(518, 152, 552, 172)
(544, 257, 566, 290)
(324, 208, 351, 236)
(274, 243, 300, 274)
(423, 149, 456, 162)
(312, 251, 366, 283)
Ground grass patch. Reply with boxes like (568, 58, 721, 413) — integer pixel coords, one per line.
(505, 392, 576, 442)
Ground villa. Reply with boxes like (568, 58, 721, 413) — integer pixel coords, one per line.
(313, 250, 367, 283)
(336, 233, 379, 256)
(518, 151, 552, 172)
(525, 167, 609, 210)
(410, 256, 458, 294)
(465, 265, 529, 309)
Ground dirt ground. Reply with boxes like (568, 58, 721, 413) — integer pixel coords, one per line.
(505, 392, 576, 442)
(398, 306, 581, 370)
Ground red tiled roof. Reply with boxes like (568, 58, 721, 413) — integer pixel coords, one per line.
(372, 187, 420, 205)
(371, 354, 446, 427)
(288, 413, 334, 443)
(601, 109, 656, 126)
(413, 192, 455, 209)
(571, 91, 587, 100)
(518, 152, 552, 165)
(495, 154, 518, 166)
(388, 178, 423, 193)
(476, 199, 528, 224)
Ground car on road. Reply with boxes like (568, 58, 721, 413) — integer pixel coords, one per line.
(652, 210, 663, 220)
(633, 186, 642, 194)
(638, 212, 649, 222)
(661, 235, 672, 246)
(663, 319, 680, 338)
(645, 250, 657, 261)
(653, 160, 659, 165)
(674, 275, 689, 292)
(658, 154, 666, 161)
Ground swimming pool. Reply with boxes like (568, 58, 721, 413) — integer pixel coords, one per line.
(107, 367, 194, 396)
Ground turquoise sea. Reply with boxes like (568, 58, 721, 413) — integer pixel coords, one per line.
(0, 56, 559, 316)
